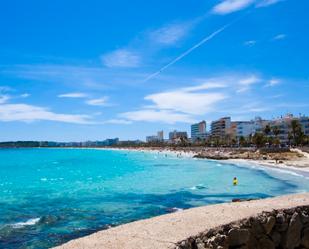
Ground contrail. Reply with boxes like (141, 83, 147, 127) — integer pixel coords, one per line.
(143, 23, 232, 82)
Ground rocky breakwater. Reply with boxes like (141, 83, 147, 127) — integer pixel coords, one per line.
(176, 206, 309, 249)
(193, 148, 304, 162)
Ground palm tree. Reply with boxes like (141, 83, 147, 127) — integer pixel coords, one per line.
(272, 126, 280, 138)
(290, 120, 301, 145)
(295, 130, 305, 146)
(264, 125, 271, 136)
(239, 136, 246, 147)
(252, 133, 266, 148)
(288, 132, 293, 146)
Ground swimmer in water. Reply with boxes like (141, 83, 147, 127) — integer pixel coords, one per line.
(233, 177, 238, 186)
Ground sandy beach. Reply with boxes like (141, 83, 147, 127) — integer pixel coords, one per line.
(102, 146, 309, 176)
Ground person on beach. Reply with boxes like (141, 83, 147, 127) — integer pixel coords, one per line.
(233, 177, 238, 186)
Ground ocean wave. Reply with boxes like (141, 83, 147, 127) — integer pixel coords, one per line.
(166, 207, 183, 213)
(10, 218, 41, 229)
(190, 184, 207, 190)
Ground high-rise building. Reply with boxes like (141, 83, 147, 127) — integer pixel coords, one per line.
(146, 131, 164, 143)
(300, 116, 309, 136)
(229, 121, 255, 138)
(191, 121, 207, 141)
(169, 130, 188, 141)
(267, 114, 309, 144)
(211, 117, 231, 138)
(157, 130, 164, 141)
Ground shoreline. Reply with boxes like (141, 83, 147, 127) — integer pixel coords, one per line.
(96, 146, 309, 176)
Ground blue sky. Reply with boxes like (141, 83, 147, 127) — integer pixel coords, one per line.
(0, 0, 308, 141)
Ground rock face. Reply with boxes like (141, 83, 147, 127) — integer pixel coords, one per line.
(175, 206, 309, 249)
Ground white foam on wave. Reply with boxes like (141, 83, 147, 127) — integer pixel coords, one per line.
(231, 161, 308, 179)
(11, 218, 40, 229)
(190, 184, 205, 190)
(170, 207, 183, 212)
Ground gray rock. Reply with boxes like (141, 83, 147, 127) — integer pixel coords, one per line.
(263, 216, 276, 234)
(196, 242, 206, 249)
(247, 234, 259, 249)
(204, 234, 228, 249)
(227, 228, 250, 247)
(301, 211, 309, 224)
(301, 227, 309, 248)
(285, 212, 302, 249)
(284, 208, 296, 215)
(259, 237, 275, 249)
(270, 231, 281, 247)
(238, 246, 249, 249)
(276, 212, 286, 224)
(277, 222, 289, 232)
(251, 219, 265, 237)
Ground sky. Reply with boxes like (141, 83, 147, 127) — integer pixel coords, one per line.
(0, 0, 308, 141)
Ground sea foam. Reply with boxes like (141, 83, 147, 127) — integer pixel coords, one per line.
(11, 218, 40, 229)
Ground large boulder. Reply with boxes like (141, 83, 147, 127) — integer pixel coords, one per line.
(284, 212, 302, 249)
(263, 216, 276, 234)
(259, 236, 275, 249)
(300, 227, 309, 248)
(227, 228, 250, 247)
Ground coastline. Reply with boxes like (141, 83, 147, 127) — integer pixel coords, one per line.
(96, 146, 309, 175)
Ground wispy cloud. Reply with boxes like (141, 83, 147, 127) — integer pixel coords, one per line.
(212, 0, 284, 15)
(236, 75, 260, 92)
(265, 78, 281, 87)
(213, 0, 255, 15)
(0, 64, 111, 90)
(86, 96, 109, 106)
(101, 49, 140, 68)
(256, 0, 283, 7)
(272, 34, 287, 41)
(0, 95, 10, 104)
(0, 64, 148, 91)
(20, 93, 30, 98)
(182, 82, 227, 92)
(0, 86, 13, 93)
(0, 103, 92, 124)
(58, 92, 88, 98)
(103, 119, 132, 125)
(149, 22, 191, 45)
(120, 109, 196, 124)
(244, 40, 257, 46)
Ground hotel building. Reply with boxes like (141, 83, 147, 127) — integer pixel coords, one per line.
(191, 121, 207, 141)
(169, 130, 188, 141)
(210, 117, 232, 139)
(146, 131, 164, 143)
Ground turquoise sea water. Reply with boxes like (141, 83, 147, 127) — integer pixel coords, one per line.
(0, 148, 309, 249)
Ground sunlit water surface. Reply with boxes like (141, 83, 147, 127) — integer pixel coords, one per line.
(0, 148, 308, 248)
